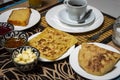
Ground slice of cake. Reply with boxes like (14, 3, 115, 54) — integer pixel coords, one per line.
(7, 8, 31, 26)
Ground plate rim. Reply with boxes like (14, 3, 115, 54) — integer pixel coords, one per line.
(58, 8, 95, 26)
(28, 32, 75, 62)
(69, 42, 120, 80)
(0, 7, 41, 31)
(45, 4, 104, 33)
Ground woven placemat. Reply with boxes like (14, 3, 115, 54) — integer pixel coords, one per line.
(41, 15, 115, 44)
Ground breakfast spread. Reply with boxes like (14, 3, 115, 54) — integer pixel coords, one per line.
(28, 27, 78, 60)
(78, 43, 120, 76)
(1, 1, 120, 79)
(14, 48, 37, 64)
(7, 8, 31, 26)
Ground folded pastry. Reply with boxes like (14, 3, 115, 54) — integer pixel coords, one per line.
(7, 8, 31, 26)
(29, 27, 78, 60)
(78, 43, 120, 76)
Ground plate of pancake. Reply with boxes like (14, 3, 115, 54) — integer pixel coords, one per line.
(69, 42, 120, 80)
(28, 27, 78, 62)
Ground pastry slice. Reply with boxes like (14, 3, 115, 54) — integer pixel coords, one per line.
(8, 8, 31, 26)
(78, 43, 120, 76)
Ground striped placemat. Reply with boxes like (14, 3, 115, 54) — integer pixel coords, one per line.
(0, 0, 63, 13)
(0, 0, 27, 11)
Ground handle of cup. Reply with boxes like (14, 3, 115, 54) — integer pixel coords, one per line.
(64, 0, 70, 8)
(64, 0, 67, 4)
(64, 0, 68, 6)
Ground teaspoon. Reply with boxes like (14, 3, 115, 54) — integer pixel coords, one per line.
(78, 9, 93, 23)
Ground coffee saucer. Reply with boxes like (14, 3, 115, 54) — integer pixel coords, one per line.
(45, 4, 104, 33)
(58, 9, 95, 26)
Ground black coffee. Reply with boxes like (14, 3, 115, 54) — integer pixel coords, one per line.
(68, 1, 83, 7)
(71, 4, 82, 6)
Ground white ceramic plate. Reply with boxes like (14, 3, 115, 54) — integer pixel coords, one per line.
(0, 7, 41, 31)
(28, 32, 75, 62)
(69, 42, 120, 80)
(45, 4, 104, 33)
(58, 9, 95, 26)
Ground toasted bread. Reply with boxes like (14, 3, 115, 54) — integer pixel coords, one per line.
(7, 8, 31, 26)
(78, 43, 120, 76)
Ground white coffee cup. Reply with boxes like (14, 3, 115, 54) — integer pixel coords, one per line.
(64, 0, 87, 21)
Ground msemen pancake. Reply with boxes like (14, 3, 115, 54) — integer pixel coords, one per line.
(78, 43, 120, 76)
(29, 27, 78, 60)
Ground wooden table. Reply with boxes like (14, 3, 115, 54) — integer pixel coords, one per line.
(0, 0, 119, 80)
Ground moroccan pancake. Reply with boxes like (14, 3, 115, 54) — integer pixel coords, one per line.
(78, 43, 120, 76)
(28, 27, 78, 60)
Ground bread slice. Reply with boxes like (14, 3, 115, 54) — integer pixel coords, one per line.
(29, 27, 78, 60)
(78, 43, 120, 76)
(7, 8, 31, 26)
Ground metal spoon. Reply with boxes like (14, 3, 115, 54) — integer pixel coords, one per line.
(78, 9, 93, 23)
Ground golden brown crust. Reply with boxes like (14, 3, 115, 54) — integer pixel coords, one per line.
(78, 43, 120, 76)
(7, 8, 31, 26)
(29, 27, 78, 60)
